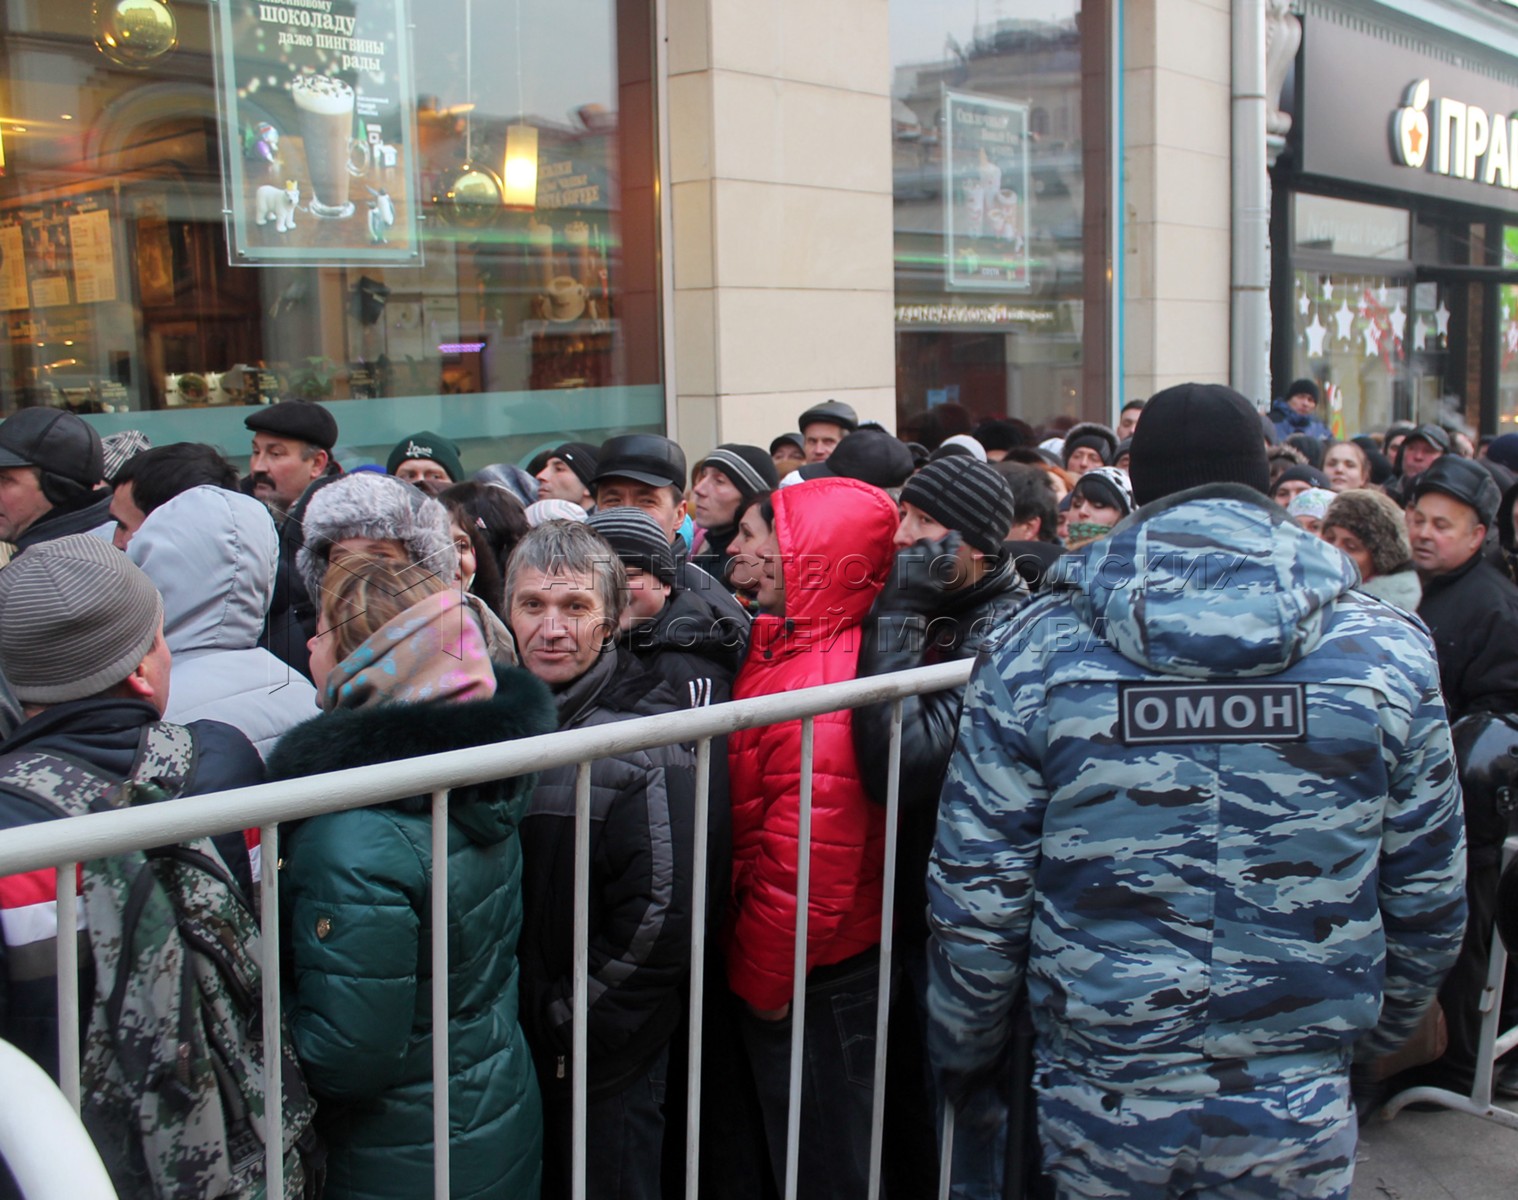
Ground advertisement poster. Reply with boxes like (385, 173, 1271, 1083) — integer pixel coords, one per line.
(0, 223, 27, 311)
(215, 0, 420, 266)
(942, 89, 1031, 292)
(69, 208, 118, 304)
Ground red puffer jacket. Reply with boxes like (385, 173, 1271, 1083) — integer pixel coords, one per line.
(725, 476, 899, 1011)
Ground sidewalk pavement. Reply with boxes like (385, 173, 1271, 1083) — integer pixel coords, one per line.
(1352, 1097, 1518, 1199)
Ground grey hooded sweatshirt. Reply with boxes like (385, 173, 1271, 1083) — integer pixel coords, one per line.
(128, 485, 319, 758)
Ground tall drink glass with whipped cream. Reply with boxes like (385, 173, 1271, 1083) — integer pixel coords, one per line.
(292, 75, 356, 218)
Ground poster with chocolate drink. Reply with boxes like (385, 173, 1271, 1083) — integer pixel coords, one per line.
(942, 89, 1031, 292)
(214, 0, 419, 266)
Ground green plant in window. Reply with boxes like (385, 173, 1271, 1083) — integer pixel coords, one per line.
(289, 356, 335, 401)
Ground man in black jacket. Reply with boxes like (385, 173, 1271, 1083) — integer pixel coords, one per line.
(507, 520, 695, 1200)
(0, 408, 112, 555)
(852, 455, 1028, 1194)
(1400, 455, 1518, 1097)
(243, 400, 343, 678)
(0, 535, 264, 1198)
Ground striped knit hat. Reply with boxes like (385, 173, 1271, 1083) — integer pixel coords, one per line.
(899, 457, 1017, 553)
(698, 444, 779, 499)
(586, 508, 678, 584)
(0, 533, 163, 703)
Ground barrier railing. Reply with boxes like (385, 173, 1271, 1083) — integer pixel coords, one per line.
(0, 1037, 116, 1200)
(0, 660, 973, 1200)
(1382, 833, 1518, 1131)
(4, 657, 1511, 1196)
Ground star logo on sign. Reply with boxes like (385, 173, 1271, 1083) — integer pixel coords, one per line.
(1408, 125, 1423, 155)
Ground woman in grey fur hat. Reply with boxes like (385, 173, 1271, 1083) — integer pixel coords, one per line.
(1321, 488, 1422, 611)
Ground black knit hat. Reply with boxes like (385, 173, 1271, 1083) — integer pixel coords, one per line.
(1061, 422, 1118, 468)
(1286, 378, 1320, 405)
(586, 508, 678, 584)
(1127, 383, 1271, 506)
(899, 457, 1017, 553)
(797, 430, 914, 489)
(699, 444, 780, 499)
(552, 442, 600, 490)
(245, 400, 338, 450)
(1270, 464, 1332, 497)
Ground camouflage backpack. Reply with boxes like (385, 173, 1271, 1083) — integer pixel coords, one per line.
(0, 722, 321, 1199)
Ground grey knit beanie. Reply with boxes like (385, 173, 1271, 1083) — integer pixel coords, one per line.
(0, 533, 163, 703)
(297, 472, 457, 597)
(1322, 488, 1412, 577)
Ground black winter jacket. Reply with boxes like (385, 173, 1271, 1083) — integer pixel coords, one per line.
(518, 648, 696, 1103)
(852, 554, 1028, 941)
(257, 468, 342, 679)
(12, 491, 113, 553)
(1418, 550, 1518, 721)
(0, 701, 263, 1082)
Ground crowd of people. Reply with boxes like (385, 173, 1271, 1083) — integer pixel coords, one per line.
(0, 375, 1513, 1199)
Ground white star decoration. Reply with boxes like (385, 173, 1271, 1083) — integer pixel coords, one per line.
(1436, 301, 1451, 338)
(1299, 291, 1310, 316)
(1333, 300, 1355, 341)
(1362, 322, 1380, 357)
(1323, 280, 1334, 300)
(1305, 313, 1328, 356)
(1390, 304, 1407, 340)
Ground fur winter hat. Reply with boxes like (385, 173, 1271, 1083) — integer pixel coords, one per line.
(298, 471, 457, 597)
(1322, 488, 1412, 577)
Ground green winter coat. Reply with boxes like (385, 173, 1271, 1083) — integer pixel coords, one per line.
(269, 666, 555, 1200)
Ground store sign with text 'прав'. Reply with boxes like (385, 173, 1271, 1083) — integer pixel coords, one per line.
(1297, 13, 1518, 212)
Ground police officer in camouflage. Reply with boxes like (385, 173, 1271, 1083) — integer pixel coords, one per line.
(926, 384, 1469, 1199)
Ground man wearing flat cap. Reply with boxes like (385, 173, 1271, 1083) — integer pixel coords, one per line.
(0, 407, 113, 555)
(798, 399, 859, 464)
(244, 400, 343, 678)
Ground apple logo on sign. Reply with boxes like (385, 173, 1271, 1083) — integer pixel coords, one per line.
(1393, 79, 1431, 169)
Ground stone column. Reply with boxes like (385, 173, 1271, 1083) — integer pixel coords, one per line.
(1124, 0, 1234, 398)
(667, 0, 898, 461)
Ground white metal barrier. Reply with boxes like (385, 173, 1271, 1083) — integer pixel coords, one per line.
(1383, 833, 1518, 1130)
(3, 658, 1509, 1195)
(0, 1037, 117, 1200)
(0, 661, 972, 1200)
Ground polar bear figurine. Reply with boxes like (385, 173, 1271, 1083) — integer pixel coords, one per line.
(256, 181, 299, 233)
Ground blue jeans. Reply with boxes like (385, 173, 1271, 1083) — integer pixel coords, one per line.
(543, 1045, 669, 1200)
(738, 952, 881, 1200)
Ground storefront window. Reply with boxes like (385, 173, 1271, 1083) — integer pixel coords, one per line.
(0, 0, 662, 470)
(890, 0, 1105, 440)
(1499, 227, 1518, 433)
(1291, 270, 1414, 435)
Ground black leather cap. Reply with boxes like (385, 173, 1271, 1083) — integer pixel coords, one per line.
(594, 434, 687, 489)
(1407, 454, 1502, 526)
(0, 407, 103, 486)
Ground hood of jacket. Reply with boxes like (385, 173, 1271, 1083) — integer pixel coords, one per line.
(626, 583, 746, 674)
(267, 664, 555, 845)
(128, 486, 279, 655)
(1049, 483, 1359, 677)
(755, 477, 898, 653)
(1360, 567, 1423, 612)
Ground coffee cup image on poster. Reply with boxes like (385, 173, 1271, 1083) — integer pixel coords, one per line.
(214, 0, 420, 265)
(943, 90, 1031, 291)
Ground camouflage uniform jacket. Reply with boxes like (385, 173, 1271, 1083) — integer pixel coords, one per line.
(926, 484, 1468, 1096)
